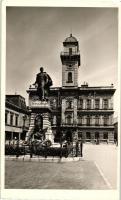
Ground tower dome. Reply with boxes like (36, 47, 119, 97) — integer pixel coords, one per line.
(64, 34, 77, 43)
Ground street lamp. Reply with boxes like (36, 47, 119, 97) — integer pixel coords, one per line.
(60, 131, 63, 158)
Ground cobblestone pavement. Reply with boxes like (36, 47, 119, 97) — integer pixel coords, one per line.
(5, 160, 109, 189)
(5, 144, 117, 189)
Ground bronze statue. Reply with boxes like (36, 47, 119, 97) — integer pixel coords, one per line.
(34, 67, 52, 100)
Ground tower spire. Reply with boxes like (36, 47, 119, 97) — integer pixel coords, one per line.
(70, 27, 72, 36)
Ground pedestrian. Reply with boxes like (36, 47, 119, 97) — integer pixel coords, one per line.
(75, 140, 79, 157)
(80, 140, 83, 157)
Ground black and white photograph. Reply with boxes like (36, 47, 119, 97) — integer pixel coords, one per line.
(0, 1, 120, 200)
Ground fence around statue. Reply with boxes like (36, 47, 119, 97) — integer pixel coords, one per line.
(5, 140, 83, 158)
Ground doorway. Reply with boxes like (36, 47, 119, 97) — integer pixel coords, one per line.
(66, 130, 72, 142)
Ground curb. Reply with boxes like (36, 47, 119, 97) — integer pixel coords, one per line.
(5, 156, 83, 163)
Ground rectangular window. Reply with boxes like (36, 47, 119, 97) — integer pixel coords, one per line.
(79, 99, 83, 109)
(66, 115, 72, 124)
(103, 99, 108, 109)
(78, 116, 82, 125)
(10, 114, 13, 126)
(15, 115, 18, 127)
(103, 132, 108, 139)
(86, 132, 91, 139)
(78, 132, 82, 139)
(95, 132, 99, 139)
(95, 116, 99, 126)
(95, 99, 99, 109)
(69, 48, 72, 55)
(87, 117, 91, 125)
(87, 99, 91, 109)
(5, 112, 8, 124)
(68, 72, 73, 83)
(104, 116, 109, 126)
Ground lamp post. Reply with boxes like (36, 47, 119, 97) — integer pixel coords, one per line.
(23, 115, 27, 141)
(60, 131, 63, 158)
(30, 140, 33, 158)
(16, 137, 19, 158)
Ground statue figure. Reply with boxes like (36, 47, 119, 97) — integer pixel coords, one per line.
(34, 67, 53, 100)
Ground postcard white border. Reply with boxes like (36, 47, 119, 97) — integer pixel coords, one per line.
(0, 0, 120, 200)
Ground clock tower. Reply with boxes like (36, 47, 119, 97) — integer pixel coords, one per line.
(60, 34, 80, 87)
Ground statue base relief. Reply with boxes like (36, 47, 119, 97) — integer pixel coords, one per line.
(45, 128, 54, 143)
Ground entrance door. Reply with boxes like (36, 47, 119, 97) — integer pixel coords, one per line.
(66, 131, 72, 142)
(95, 132, 99, 139)
(78, 132, 82, 140)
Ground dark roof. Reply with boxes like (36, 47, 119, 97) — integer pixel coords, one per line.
(64, 34, 77, 43)
(6, 95, 29, 113)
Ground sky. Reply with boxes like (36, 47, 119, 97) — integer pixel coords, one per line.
(6, 7, 118, 116)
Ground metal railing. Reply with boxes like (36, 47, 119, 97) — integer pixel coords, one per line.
(60, 51, 80, 56)
(5, 141, 83, 158)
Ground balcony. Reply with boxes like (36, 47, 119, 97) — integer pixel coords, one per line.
(60, 51, 80, 66)
(77, 108, 114, 114)
(77, 124, 114, 129)
(61, 123, 114, 129)
(61, 124, 77, 127)
(60, 51, 80, 56)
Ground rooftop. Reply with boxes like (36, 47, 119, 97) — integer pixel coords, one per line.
(64, 34, 77, 43)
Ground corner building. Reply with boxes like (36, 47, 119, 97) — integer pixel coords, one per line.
(5, 95, 30, 142)
(48, 34, 115, 143)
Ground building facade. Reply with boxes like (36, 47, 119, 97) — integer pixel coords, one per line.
(5, 95, 30, 142)
(48, 34, 115, 143)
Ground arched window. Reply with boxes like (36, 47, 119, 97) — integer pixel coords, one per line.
(68, 72, 72, 83)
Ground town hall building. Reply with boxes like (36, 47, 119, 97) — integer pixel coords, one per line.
(48, 34, 115, 143)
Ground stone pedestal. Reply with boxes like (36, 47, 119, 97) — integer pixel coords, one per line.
(26, 87, 54, 143)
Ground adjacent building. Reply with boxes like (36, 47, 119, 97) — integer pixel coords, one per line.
(5, 95, 30, 142)
(114, 117, 118, 144)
